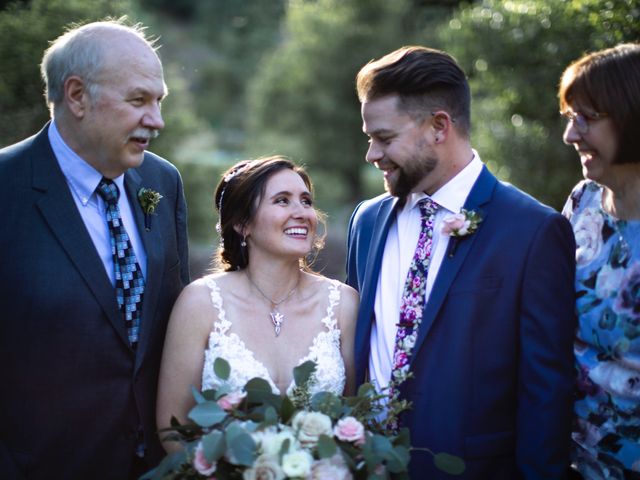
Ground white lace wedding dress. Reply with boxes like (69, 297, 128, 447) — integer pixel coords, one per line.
(201, 277, 346, 396)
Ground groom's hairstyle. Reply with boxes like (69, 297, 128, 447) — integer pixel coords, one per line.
(40, 17, 160, 115)
(356, 45, 471, 137)
(213, 156, 326, 272)
(559, 42, 640, 165)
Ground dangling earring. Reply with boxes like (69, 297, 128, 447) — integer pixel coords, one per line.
(241, 235, 247, 247)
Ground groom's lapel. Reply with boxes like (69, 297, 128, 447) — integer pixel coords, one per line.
(410, 166, 498, 367)
(361, 196, 399, 309)
(31, 127, 130, 348)
(124, 166, 165, 369)
(354, 195, 399, 368)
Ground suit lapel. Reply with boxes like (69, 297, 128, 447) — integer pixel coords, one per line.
(124, 167, 165, 370)
(354, 196, 399, 379)
(31, 127, 130, 347)
(409, 166, 498, 367)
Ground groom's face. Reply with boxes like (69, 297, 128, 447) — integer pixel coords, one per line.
(361, 94, 442, 198)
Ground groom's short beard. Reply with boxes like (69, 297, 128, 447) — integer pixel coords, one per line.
(386, 152, 438, 200)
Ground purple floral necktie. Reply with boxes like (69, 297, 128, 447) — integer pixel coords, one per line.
(388, 198, 439, 414)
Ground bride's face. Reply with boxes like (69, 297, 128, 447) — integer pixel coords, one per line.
(245, 169, 318, 260)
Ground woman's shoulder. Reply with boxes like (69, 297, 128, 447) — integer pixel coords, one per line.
(302, 273, 357, 297)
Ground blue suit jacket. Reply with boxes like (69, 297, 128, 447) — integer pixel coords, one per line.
(346, 166, 576, 479)
(0, 124, 190, 479)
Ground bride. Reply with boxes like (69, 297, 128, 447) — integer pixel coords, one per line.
(156, 156, 359, 451)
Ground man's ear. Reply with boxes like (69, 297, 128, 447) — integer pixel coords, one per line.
(64, 76, 88, 118)
(430, 111, 454, 143)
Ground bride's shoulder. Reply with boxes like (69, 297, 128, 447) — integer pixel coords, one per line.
(303, 274, 359, 303)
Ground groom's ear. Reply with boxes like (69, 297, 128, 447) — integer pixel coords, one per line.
(430, 110, 453, 138)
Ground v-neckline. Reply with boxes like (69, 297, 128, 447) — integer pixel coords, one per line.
(205, 277, 335, 395)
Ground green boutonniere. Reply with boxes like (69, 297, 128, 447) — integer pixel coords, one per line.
(138, 187, 163, 231)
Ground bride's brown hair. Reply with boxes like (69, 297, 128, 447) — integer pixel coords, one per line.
(212, 156, 326, 272)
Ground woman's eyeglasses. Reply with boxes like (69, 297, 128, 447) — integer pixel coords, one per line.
(560, 110, 608, 135)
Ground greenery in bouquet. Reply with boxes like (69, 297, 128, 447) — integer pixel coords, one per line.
(144, 358, 464, 479)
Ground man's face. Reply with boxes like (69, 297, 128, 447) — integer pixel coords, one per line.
(361, 94, 442, 198)
(79, 37, 166, 178)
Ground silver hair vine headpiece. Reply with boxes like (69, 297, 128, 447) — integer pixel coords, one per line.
(215, 163, 251, 247)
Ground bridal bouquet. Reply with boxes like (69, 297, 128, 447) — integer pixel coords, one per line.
(144, 359, 463, 479)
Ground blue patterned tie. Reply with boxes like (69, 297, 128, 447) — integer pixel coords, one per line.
(96, 178, 144, 348)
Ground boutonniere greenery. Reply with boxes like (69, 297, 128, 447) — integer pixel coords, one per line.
(138, 187, 163, 231)
(442, 209, 483, 258)
(442, 209, 482, 237)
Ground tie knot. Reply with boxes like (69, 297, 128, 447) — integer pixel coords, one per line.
(418, 197, 439, 218)
(96, 178, 120, 205)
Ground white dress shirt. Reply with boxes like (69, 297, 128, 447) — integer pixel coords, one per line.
(48, 120, 147, 285)
(369, 152, 484, 392)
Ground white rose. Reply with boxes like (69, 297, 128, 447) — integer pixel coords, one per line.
(573, 208, 604, 266)
(242, 454, 284, 480)
(292, 411, 333, 447)
(281, 450, 313, 478)
(309, 455, 353, 480)
(595, 264, 624, 299)
(259, 430, 298, 456)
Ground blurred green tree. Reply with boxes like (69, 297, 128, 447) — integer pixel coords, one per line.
(246, 0, 454, 220)
(0, 0, 133, 147)
(437, 0, 640, 209)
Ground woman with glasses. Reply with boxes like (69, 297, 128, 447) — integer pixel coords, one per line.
(559, 43, 640, 479)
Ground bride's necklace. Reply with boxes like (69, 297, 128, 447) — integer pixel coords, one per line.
(246, 271, 300, 337)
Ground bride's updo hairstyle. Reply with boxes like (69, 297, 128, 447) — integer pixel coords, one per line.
(213, 156, 326, 272)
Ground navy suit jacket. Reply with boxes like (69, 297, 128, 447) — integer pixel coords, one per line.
(346, 166, 576, 479)
(0, 124, 190, 479)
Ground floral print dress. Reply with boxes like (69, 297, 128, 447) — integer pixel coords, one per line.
(563, 180, 640, 479)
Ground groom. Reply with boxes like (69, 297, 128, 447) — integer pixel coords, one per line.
(346, 46, 576, 479)
(0, 19, 189, 479)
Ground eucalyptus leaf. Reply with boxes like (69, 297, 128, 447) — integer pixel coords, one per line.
(202, 430, 226, 462)
(139, 450, 185, 479)
(357, 382, 376, 397)
(279, 438, 291, 461)
(385, 445, 410, 473)
(214, 357, 231, 381)
(188, 401, 226, 427)
(280, 395, 295, 423)
(190, 385, 206, 404)
(311, 391, 342, 417)
(245, 378, 281, 407)
(293, 360, 316, 386)
(225, 422, 257, 467)
(395, 427, 411, 447)
(433, 452, 466, 475)
(263, 405, 278, 427)
(317, 434, 338, 458)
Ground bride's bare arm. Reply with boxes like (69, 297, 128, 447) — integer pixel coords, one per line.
(156, 280, 212, 453)
(337, 283, 360, 396)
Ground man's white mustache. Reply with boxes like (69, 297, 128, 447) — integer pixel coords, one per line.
(128, 128, 159, 141)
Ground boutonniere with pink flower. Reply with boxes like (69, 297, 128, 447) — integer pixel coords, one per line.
(137, 187, 163, 231)
(442, 209, 483, 257)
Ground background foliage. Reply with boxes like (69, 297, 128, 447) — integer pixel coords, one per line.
(1, 0, 638, 277)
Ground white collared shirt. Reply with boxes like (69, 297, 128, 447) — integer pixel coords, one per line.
(48, 120, 147, 285)
(369, 152, 484, 392)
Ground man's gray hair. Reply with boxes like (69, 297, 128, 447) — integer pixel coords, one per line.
(40, 17, 159, 110)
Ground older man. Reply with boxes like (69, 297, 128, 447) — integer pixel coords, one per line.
(0, 19, 189, 479)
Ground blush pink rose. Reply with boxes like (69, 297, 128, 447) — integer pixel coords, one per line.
(442, 213, 469, 236)
(217, 390, 246, 411)
(333, 416, 365, 445)
(193, 442, 217, 476)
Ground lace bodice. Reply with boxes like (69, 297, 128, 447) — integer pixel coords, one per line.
(201, 277, 346, 396)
